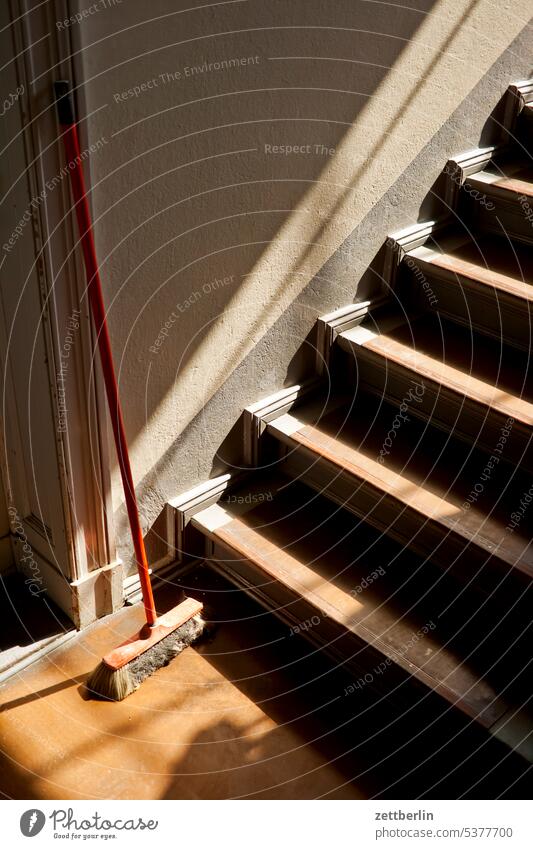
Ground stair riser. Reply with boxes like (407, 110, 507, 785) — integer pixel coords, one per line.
(272, 439, 531, 592)
(209, 548, 399, 681)
(518, 109, 533, 149)
(205, 545, 497, 723)
(462, 192, 533, 247)
(342, 348, 533, 473)
(402, 264, 532, 353)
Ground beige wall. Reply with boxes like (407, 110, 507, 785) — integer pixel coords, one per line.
(71, 0, 532, 568)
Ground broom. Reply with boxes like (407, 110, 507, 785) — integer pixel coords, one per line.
(54, 81, 205, 700)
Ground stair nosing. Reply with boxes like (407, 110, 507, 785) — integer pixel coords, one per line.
(468, 169, 533, 199)
(408, 248, 533, 305)
(338, 326, 533, 430)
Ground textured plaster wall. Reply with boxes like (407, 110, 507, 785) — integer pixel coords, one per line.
(72, 0, 532, 569)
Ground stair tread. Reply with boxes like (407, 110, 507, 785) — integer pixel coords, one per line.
(267, 395, 532, 572)
(339, 313, 533, 428)
(194, 478, 531, 724)
(469, 161, 533, 198)
(409, 234, 533, 303)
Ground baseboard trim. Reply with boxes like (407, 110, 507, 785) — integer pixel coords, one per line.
(0, 629, 77, 686)
(123, 558, 184, 605)
(169, 474, 233, 563)
(70, 559, 123, 629)
(502, 78, 533, 142)
(383, 221, 449, 291)
(316, 296, 389, 375)
(443, 144, 506, 207)
(243, 379, 321, 464)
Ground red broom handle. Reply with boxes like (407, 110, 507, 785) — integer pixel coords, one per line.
(54, 81, 157, 626)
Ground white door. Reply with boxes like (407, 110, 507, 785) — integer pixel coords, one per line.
(0, 0, 117, 625)
(0, 2, 73, 611)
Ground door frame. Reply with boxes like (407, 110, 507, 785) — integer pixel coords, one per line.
(1, 0, 122, 627)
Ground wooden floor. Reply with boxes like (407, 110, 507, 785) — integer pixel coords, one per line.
(0, 571, 360, 800)
(0, 573, 72, 677)
(1, 564, 529, 799)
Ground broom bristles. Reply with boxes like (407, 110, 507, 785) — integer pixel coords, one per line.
(86, 613, 206, 701)
(86, 662, 137, 701)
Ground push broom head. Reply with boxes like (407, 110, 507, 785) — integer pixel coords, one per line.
(86, 597, 205, 701)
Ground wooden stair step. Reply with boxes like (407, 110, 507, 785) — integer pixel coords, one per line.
(265, 394, 533, 583)
(468, 162, 533, 200)
(336, 312, 533, 466)
(403, 233, 532, 349)
(465, 160, 533, 244)
(192, 478, 532, 739)
(521, 103, 533, 134)
(407, 234, 533, 304)
(340, 314, 533, 427)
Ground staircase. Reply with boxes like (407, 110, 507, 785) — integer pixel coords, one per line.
(172, 82, 533, 762)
